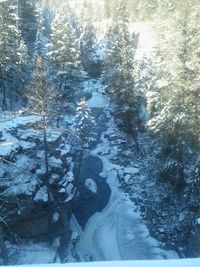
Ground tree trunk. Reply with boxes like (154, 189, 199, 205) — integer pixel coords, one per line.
(0, 225, 9, 265)
(76, 148, 83, 185)
(0, 65, 7, 111)
(43, 116, 49, 175)
(2, 86, 7, 111)
(175, 143, 186, 192)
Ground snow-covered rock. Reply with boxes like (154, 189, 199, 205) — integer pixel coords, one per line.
(52, 212, 60, 223)
(59, 144, 71, 156)
(46, 131, 61, 142)
(64, 183, 76, 202)
(0, 115, 41, 132)
(124, 167, 140, 175)
(34, 186, 49, 202)
(124, 174, 133, 184)
(0, 140, 19, 156)
(196, 218, 200, 225)
(65, 171, 74, 183)
(1, 174, 37, 197)
(49, 156, 62, 168)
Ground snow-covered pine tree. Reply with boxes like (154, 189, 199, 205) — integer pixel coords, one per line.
(73, 98, 96, 181)
(147, 0, 200, 192)
(18, 0, 39, 55)
(103, 0, 140, 150)
(0, 0, 28, 111)
(48, 6, 80, 100)
(80, 21, 101, 76)
(26, 57, 59, 178)
(73, 98, 96, 149)
(35, 7, 52, 60)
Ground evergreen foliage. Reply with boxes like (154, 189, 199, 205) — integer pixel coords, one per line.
(103, 0, 140, 141)
(0, 0, 28, 111)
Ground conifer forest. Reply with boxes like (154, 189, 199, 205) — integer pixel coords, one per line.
(0, 0, 200, 265)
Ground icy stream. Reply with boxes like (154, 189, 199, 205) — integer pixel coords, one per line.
(70, 78, 178, 261)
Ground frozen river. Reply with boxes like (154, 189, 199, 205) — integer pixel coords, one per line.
(70, 78, 178, 261)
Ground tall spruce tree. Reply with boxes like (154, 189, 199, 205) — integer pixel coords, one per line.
(48, 6, 80, 100)
(18, 0, 39, 55)
(0, 0, 28, 111)
(104, 0, 140, 150)
(147, 0, 200, 192)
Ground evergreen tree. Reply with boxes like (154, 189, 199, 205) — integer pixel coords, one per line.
(18, 0, 39, 55)
(0, 0, 28, 111)
(35, 7, 52, 59)
(49, 7, 78, 70)
(147, 0, 200, 192)
(104, 0, 140, 150)
(148, 1, 200, 144)
(48, 6, 80, 100)
(74, 98, 96, 148)
(26, 57, 59, 178)
(73, 98, 96, 180)
(80, 21, 101, 76)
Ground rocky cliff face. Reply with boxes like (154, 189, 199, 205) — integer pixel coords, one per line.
(0, 114, 77, 263)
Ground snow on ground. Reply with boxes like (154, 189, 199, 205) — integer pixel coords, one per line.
(0, 115, 41, 156)
(0, 137, 19, 156)
(1, 173, 37, 197)
(87, 91, 109, 108)
(83, 78, 109, 109)
(0, 115, 41, 131)
(34, 186, 49, 202)
(196, 218, 200, 225)
(7, 242, 57, 265)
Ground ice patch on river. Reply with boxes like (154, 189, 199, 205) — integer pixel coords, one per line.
(85, 179, 98, 194)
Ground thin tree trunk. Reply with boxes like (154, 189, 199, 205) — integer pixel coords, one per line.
(0, 225, 9, 265)
(76, 148, 83, 185)
(43, 115, 49, 175)
(2, 86, 7, 111)
(175, 142, 185, 192)
(0, 65, 7, 111)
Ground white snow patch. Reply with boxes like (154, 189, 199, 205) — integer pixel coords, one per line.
(1, 174, 37, 197)
(18, 129, 41, 140)
(34, 186, 49, 202)
(46, 131, 61, 142)
(87, 91, 109, 109)
(64, 183, 76, 202)
(19, 140, 36, 149)
(65, 171, 74, 183)
(0, 115, 41, 132)
(52, 212, 60, 222)
(196, 218, 200, 225)
(59, 144, 70, 156)
(49, 156, 62, 168)
(124, 167, 140, 175)
(0, 141, 18, 156)
(0, 131, 19, 156)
